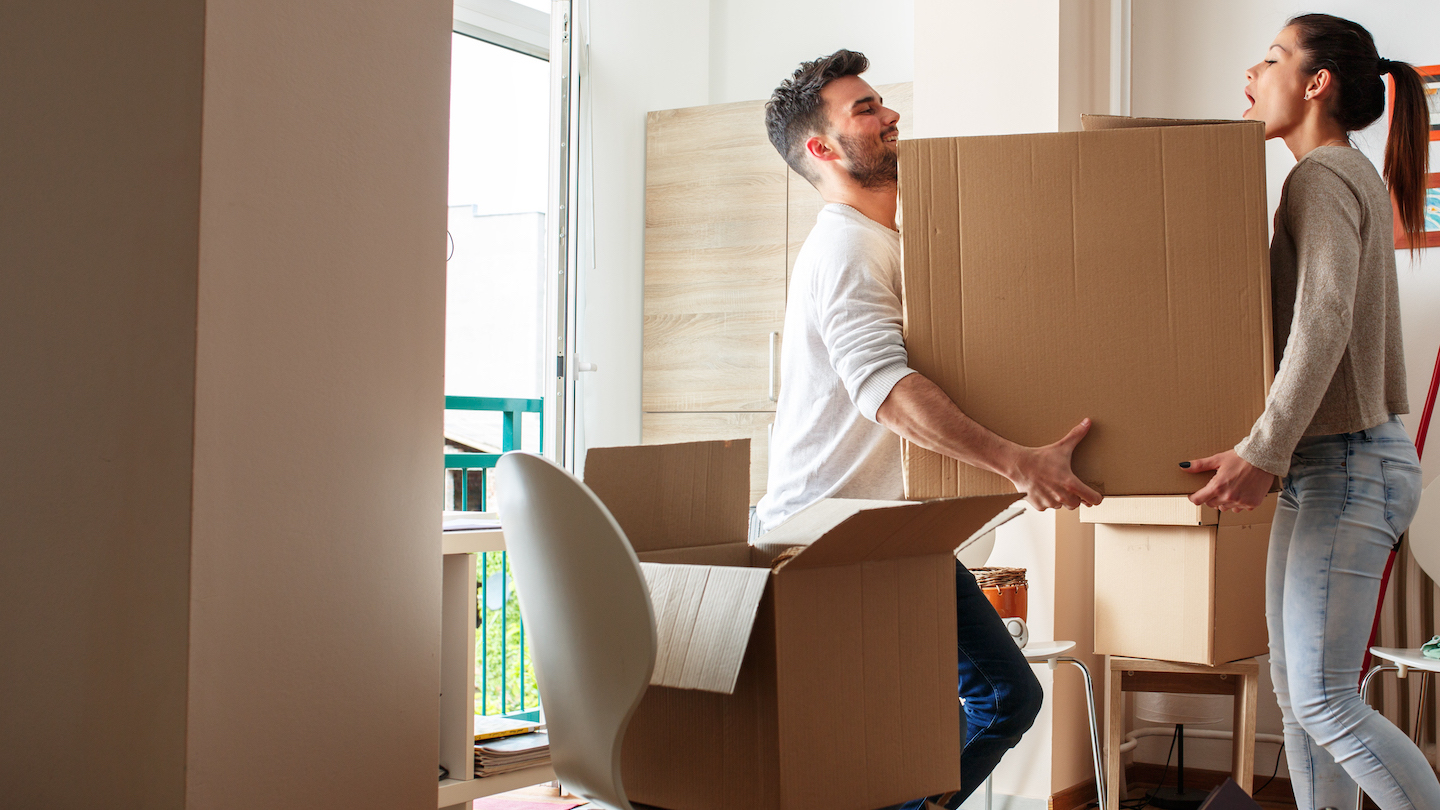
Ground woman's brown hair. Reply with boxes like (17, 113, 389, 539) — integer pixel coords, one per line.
(1288, 13, 1430, 250)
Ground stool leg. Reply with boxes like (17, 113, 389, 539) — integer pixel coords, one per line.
(1105, 658, 1123, 810)
(1232, 667, 1259, 794)
(984, 774, 992, 810)
(1413, 674, 1430, 745)
(1060, 657, 1105, 809)
(1356, 666, 1399, 810)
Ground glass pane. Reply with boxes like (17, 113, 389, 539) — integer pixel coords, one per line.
(446, 34, 549, 455)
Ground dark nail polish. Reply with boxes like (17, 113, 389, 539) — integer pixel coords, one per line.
(1179, 461, 1192, 468)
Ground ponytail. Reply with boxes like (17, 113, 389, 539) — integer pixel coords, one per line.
(1382, 59, 1431, 251)
(1288, 14, 1431, 253)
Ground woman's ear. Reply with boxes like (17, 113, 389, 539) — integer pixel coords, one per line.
(1305, 67, 1334, 102)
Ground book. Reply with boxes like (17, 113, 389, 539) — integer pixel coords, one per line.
(474, 714, 541, 742)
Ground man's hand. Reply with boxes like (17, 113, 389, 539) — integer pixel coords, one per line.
(1004, 419, 1103, 511)
(1182, 449, 1274, 511)
(876, 374, 1101, 511)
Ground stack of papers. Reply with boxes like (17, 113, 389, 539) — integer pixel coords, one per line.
(443, 512, 502, 532)
(475, 731, 550, 777)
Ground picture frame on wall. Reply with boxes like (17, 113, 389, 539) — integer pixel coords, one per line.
(1391, 63, 1440, 142)
(1389, 65, 1439, 249)
(1394, 172, 1440, 251)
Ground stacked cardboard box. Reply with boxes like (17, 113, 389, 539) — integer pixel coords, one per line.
(1081, 495, 1276, 666)
(582, 439, 1021, 810)
(897, 115, 1275, 668)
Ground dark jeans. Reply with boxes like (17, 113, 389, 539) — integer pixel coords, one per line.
(880, 561, 1044, 810)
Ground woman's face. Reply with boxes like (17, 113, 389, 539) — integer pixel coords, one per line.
(1243, 26, 1313, 139)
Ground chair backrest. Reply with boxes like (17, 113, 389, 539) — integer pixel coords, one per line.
(496, 452, 657, 810)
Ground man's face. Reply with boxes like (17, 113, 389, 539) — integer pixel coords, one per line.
(816, 75, 900, 189)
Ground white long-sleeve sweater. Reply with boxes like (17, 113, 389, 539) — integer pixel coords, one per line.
(754, 204, 917, 533)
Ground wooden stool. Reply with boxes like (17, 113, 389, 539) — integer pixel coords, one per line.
(1104, 656, 1260, 810)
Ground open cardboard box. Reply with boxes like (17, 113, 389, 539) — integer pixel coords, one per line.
(1081, 494, 1277, 666)
(583, 439, 1020, 810)
(898, 115, 1273, 500)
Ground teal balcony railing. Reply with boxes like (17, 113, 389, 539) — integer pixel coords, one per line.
(445, 395, 544, 720)
(444, 395, 544, 511)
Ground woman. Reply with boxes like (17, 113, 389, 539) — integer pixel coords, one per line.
(1181, 14, 1434, 810)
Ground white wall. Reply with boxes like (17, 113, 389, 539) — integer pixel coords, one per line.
(1127, 0, 1440, 776)
(579, 0, 915, 455)
(707, 0, 914, 104)
(913, 1, 1062, 138)
(1131, 0, 1440, 482)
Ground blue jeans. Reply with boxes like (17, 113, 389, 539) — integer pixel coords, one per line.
(881, 562, 1044, 810)
(1268, 415, 1439, 810)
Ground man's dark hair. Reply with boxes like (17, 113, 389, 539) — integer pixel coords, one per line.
(765, 49, 870, 183)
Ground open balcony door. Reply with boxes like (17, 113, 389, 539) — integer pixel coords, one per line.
(545, 0, 585, 470)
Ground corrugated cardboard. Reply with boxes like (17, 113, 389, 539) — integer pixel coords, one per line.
(1080, 493, 1278, 527)
(1093, 521, 1270, 666)
(898, 115, 1272, 499)
(584, 439, 1022, 810)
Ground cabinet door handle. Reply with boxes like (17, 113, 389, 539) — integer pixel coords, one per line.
(768, 332, 779, 402)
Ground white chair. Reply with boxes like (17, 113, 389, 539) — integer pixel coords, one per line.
(959, 526, 1107, 810)
(1023, 641, 1106, 810)
(496, 451, 662, 810)
(1358, 475, 1440, 810)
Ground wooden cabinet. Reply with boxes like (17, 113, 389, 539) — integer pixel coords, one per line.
(642, 84, 912, 505)
(643, 99, 788, 414)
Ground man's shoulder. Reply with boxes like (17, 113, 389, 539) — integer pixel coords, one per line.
(797, 206, 900, 268)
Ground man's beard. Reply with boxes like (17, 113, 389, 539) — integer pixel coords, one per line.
(837, 131, 898, 189)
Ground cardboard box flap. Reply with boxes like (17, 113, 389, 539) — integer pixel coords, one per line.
(1081, 114, 1256, 131)
(766, 494, 1022, 571)
(584, 440, 750, 553)
(1080, 493, 1278, 526)
(639, 562, 769, 695)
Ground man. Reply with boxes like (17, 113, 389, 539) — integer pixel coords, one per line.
(756, 50, 1103, 810)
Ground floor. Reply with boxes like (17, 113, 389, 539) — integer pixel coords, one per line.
(487, 778, 1302, 810)
(1111, 776, 1297, 810)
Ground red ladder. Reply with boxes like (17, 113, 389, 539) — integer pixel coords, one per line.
(1361, 344, 1440, 686)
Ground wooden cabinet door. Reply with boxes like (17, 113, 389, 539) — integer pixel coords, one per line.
(642, 412, 774, 506)
(643, 99, 787, 413)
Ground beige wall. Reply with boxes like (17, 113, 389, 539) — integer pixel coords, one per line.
(184, 1, 452, 807)
(0, 2, 206, 806)
(1, 1, 452, 807)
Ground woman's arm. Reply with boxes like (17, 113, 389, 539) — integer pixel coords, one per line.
(1188, 161, 1363, 508)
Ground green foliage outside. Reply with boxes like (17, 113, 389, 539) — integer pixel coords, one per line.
(475, 551, 540, 716)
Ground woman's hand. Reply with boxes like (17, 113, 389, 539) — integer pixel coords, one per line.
(1182, 450, 1274, 511)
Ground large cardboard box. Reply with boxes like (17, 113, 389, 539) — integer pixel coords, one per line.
(583, 439, 1020, 810)
(898, 116, 1273, 499)
(1081, 495, 1275, 666)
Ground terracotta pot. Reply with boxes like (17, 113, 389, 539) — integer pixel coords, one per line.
(982, 584, 1027, 622)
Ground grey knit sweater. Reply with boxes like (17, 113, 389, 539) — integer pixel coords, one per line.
(1235, 146, 1409, 477)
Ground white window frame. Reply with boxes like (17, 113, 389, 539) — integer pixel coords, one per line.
(454, 0, 549, 61)
(452, 0, 582, 468)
